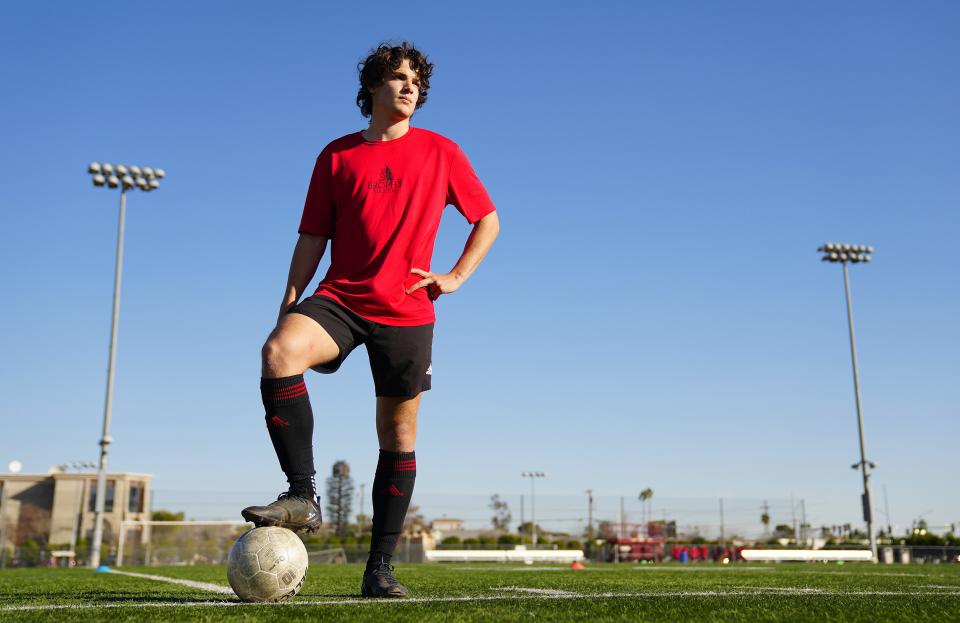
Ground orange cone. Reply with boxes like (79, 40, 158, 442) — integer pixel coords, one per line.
(570, 561, 586, 570)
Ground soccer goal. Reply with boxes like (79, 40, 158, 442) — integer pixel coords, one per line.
(116, 520, 250, 567)
(308, 548, 348, 564)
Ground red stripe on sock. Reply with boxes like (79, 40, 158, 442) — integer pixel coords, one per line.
(273, 384, 307, 400)
(275, 381, 306, 393)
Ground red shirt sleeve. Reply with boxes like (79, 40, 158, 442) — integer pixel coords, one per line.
(446, 146, 495, 224)
(298, 149, 335, 237)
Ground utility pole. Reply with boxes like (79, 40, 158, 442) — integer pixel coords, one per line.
(719, 498, 725, 546)
(619, 496, 625, 540)
(585, 489, 594, 542)
(801, 499, 808, 545)
(883, 484, 892, 537)
(520, 494, 524, 540)
(791, 494, 798, 543)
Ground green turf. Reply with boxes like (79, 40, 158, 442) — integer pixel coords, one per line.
(1, 562, 958, 622)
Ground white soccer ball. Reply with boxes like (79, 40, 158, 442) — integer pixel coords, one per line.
(227, 527, 309, 602)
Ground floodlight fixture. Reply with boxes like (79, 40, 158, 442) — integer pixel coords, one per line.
(85, 159, 165, 570)
(819, 242, 873, 264)
(88, 162, 164, 193)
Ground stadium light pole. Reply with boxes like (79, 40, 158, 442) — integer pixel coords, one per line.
(818, 242, 878, 562)
(522, 472, 545, 546)
(86, 162, 165, 569)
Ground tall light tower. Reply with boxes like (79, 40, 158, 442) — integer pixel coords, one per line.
(521, 472, 545, 546)
(86, 162, 165, 569)
(818, 242, 878, 562)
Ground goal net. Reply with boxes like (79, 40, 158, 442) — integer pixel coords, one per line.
(116, 520, 249, 566)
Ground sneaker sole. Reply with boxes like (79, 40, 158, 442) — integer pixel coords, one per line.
(360, 580, 409, 598)
(360, 588, 408, 598)
(240, 509, 323, 534)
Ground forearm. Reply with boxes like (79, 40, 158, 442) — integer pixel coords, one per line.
(449, 211, 499, 283)
(281, 233, 328, 310)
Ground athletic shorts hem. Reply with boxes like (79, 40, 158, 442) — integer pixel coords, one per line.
(286, 295, 433, 396)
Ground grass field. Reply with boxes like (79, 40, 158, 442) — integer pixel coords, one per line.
(1, 562, 959, 622)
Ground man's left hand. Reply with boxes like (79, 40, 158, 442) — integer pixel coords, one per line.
(407, 268, 463, 300)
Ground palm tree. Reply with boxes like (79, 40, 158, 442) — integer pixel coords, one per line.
(639, 488, 654, 532)
(761, 500, 771, 537)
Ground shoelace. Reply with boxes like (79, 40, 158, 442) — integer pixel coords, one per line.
(276, 491, 318, 504)
(371, 562, 399, 581)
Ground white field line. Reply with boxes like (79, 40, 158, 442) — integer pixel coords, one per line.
(4, 588, 960, 612)
(631, 566, 775, 572)
(738, 586, 826, 594)
(794, 570, 948, 578)
(106, 569, 234, 595)
(499, 587, 580, 596)
(445, 565, 775, 572)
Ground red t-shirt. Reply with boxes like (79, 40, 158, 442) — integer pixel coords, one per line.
(298, 127, 495, 326)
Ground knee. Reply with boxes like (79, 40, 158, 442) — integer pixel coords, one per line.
(261, 335, 300, 377)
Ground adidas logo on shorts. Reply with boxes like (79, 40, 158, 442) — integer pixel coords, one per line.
(426, 364, 432, 376)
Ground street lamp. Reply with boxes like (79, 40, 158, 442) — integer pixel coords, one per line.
(818, 242, 878, 562)
(86, 162, 164, 569)
(521, 472, 545, 546)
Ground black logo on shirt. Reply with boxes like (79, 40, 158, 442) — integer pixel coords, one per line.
(369, 166, 403, 193)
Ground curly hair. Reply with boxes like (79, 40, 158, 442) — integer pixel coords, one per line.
(356, 41, 433, 118)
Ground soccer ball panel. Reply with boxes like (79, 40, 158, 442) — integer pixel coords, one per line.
(256, 540, 287, 573)
(226, 568, 251, 599)
(246, 570, 282, 602)
(236, 553, 261, 579)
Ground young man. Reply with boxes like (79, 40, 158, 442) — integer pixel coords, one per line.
(240, 42, 499, 598)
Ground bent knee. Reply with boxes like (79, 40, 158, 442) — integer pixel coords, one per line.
(261, 335, 305, 377)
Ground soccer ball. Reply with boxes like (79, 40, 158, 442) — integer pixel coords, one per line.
(227, 527, 309, 602)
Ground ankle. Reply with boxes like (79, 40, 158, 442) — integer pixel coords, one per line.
(289, 475, 317, 500)
(366, 553, 391, 572)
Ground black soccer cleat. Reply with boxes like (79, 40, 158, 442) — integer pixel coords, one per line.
(361, 559, 409, 598)
(240, 491, 322, 534)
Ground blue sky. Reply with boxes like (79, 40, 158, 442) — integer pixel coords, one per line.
(1, 1, 957, 536)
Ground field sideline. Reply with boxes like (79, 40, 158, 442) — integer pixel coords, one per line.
(1, 562, 958, 622)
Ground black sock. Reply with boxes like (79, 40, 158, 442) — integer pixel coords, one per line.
(260, 375, 316, 500)
(367, 450, 416, 570)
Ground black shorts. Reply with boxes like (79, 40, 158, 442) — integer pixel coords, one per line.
(287, 295, 433, 397)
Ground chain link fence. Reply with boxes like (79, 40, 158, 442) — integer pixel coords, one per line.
(2, 489, 954, 567)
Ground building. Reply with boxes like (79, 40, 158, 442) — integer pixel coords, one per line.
(430, 518, 465, 532)
(0, 470, 153, 563)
